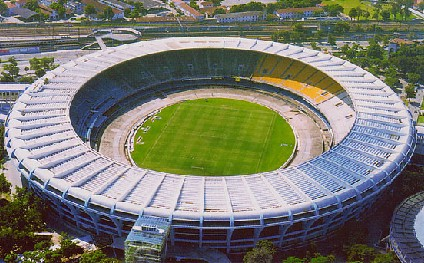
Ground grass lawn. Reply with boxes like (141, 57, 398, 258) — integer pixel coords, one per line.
(418, 115, 424, 124)
(322, 0, 373, 15)
(131, 98, 296, 176)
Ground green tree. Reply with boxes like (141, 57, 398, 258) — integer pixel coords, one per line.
(324, 4, 343, 16)
(310, 42, 320, 50)
(102, 6, 114, 20)
(134, 2, 147, 15)
(59, 238, 84, 258)
(0, 188, 46, 258)
(391, 2, 400, 20)
(418, 1, 424, 11)
(362, 10, 370, 20)
(230, 1, 265, 13)
(310, 254, 335, 263)
(29, 57, 57, 78)
(190, 0, 200, 10)
(80, 249, 120, 263)
(283, 256, 304, 263)
(333, 21, 350, 33)
(130, 9, 140, 19)
(24, 0, 39, 11)
(0, 174, 11, 194)
(50, 2, 66, 18)
(349, 8, 358, 20)
(367, 40, 384, 59)
(405, 83, 416, 100)
(0, 1, 8, 14)
(346, 244, 376, 262)
(406, 72, 420, 84)
(355, 7, 363, 20)
(243, 240, 275, 263)
(84, 4, 97, 16)
(327, 34, 336, 46)
(212, 0, 223, 6)
(372, 252, 398, 263)
(381, 10, 390, 21)
(213, 7, 226, 15)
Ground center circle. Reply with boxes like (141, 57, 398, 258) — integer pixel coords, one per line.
(130, 98, 296, 176)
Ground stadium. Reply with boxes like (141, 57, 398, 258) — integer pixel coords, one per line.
(4, 37, 416, 254)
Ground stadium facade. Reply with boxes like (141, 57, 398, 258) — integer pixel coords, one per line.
(5, 37, 416, 253)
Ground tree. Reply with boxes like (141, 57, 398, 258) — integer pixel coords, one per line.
(333, 21, 350, 33)
(346, 244, 376, 262)
(59, 238, 84, 258)
(367, 40, 384, 59)
(324, 4, 343, 16)
(0, 188, 47, 258)
(24, 0, 39, 11)
(29, 57, 57, 78)
(243, 240, 275, 263)
(372, 252, 399, 263)
(310, 254, 336, 263)
(129, 9, 140, 19)
(212, 0, 223, 6)
(381, 10, 390, 21)
(50, 2, 66, 18)
(84, 4, 97, 16)
(1, 57, 19, 82)
(230, 1, 265, 13)
(189, 0, 200, 10)
(406, 72, 420, 84)
(362, 10, 370, 20)
(405, 83, 416, 100)
(102, 6, 114, 20)
(349, 8, 358, 20)
(124, 8, 131, 17)
(310, 42, 320, 50)
(327, 34, 336, 46)
(372, 9, 380, 20)
(0, 1, 7, 15)
(80, 250, 120, 263)
(0, 174, 11, 194)
(134, 2, 147, 15)
(213, 7, 226, 15)
(283, 256, 304, 263)
(419, 1, 424, 12)
(391, 2, 400, 20)
(355, 7, 363, 20)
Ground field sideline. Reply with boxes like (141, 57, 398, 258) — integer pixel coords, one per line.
(131, 98, 296, 176)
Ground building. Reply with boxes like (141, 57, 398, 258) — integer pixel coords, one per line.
(98, 0, 133, 12)
(9, 7, 38, 21)
(275, 7, 322, 20)
(125, 216, 170, 263)
(39, 4, 59, 20)
(81, 0, 125, 20)
(5, 37, 416, 254)
(200, 1, 214, 8)
(172, 0, 204, 20)
(390, 191, 424, 262)
(388, 38, 415, 53)
(0, 84, 26, 122)
(66, 1, 84, 15)
(215, 11, 264, 23)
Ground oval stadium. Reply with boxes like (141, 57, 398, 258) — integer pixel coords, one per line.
(4, 37, 417, 254)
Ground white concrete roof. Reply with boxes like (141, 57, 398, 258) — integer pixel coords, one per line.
(5, 37, 416, 221)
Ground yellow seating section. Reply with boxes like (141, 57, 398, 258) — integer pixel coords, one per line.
(252, 77, 334, 104)
(251, 55, 344, 105)
(254, 55, 280, 76)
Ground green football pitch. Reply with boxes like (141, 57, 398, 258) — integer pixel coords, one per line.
(131, 98, 296, 176)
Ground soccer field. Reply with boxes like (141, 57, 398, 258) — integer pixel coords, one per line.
(131, 98, 296, 176)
